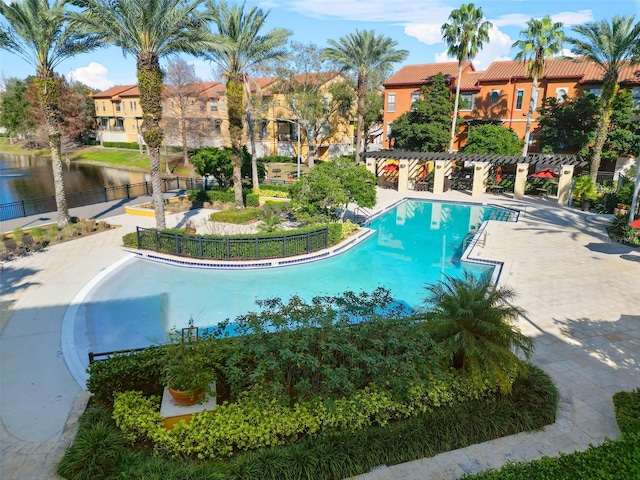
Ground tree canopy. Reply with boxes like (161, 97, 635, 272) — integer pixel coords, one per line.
(289, 156, 376, 222)
(390, 73, 453, 152)
(462, 124, 522, 155)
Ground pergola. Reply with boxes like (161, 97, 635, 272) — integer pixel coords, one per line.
(363, 150, 588, 204)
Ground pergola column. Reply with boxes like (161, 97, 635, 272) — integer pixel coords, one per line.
(365, 158, 376, 176)
(398, 159, 409, 192)
(471, 162, 490, 197)
(557, 164, 574, 205)
(514, 163, 529, 200)
(433, 160, 448, 194)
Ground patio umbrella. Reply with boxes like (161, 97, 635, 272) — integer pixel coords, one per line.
(382, 164, 399, 171)
(629, 219, 640, 229)
(531, 168, 559, 178)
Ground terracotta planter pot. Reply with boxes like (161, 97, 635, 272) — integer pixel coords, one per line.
(168, 383, 205, 406)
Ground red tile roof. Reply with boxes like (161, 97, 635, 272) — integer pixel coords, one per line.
(460, 71, 482, 91)
(383, 62, 469, 87)
(92, 85, 137, 99)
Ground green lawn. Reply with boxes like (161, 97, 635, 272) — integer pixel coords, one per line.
(70, 146, 152, 171)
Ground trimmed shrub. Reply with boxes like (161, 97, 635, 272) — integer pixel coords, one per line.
(613, 388, 640, 434)
(260, 155, 297, 163)
(102, 141, 140, 150)
(258, 183, 291, 193)
(245, 192, 260, 207)
(210, 208, 263, 224)
(87, 347, 166, 404)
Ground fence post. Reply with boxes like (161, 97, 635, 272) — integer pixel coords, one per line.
(126, 184, 130, 199)
(21, 200, 26, 218)
(154, 229, 159, 251)
(283, 234, 286, 257)
(136, 226, 141, 248)
(175, 233, 180, 255)
(255, 237, 259, 259)
(225, 237, 230, 259)
(306, 231, 311, 252)
(199, 236, 203, 258)
(103, 187, 108, 202)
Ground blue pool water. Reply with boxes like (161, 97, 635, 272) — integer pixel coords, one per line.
(75, 200, 511, 354)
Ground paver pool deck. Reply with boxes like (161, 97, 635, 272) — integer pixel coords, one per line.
(1, 188, 639, 479)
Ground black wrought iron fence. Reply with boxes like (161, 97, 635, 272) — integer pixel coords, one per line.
(135, 226, 329, 261)
(0, 176, 204, 221)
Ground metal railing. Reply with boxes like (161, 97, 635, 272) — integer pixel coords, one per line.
(0, 176, 204, 221)
(134, 226, 329, 261)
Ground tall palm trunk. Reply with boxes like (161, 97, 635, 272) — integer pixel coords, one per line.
(354, 74, 367, 162)
(590, 79, 618, 182)
(227, 78, 245, 209)
(521, 75, 539, 157)
(448, 63, 463, 154)
(36, 71, 70, 228)
(246, 109, 259, 190)
(137, 54, 167, 229)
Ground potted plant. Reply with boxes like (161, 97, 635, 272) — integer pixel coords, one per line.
(163, 321, 217, 406)
(573, 175, 598, 211)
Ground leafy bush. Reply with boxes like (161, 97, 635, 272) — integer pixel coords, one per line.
(607, 215, 640, 246)
(245, 192, 259, 207)
(258, 183, 291, 193)
(613, 388, 640, 434)
(215, 289, 440, 403)
(102, 141, 140, 150)
(594, 190, 621, 213)
(108, 364, 556, 469)
(87, 347, 166, 404)
(258, 188, 290, 198)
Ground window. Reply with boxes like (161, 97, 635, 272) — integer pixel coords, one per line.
(556, 87, 568, 102)
(200, 101, 206, 112)
(115, 102, 121, 112)
(515, 89, 524, 110)
(411, 91, 420, 104)
(102, 101, 106, 112)
(95, 102, 99, 113)
(387, 93, 395, 112)
(210, 100, 218, 112)
(129, 101, 136, 111)
(220, 98, 226, 112)
(115, 118, 124, 131)
(386, 122, 392, 140)
(321, 123, 331, 136)
(632, 87, 640, 108)
(584, 87, 601, 97)
(490, 90, 501, 104)
(213, 119, 222, 136)
(459, 92, 476, 111)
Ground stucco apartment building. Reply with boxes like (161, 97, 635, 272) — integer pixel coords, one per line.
(382, 58, 640, 154)
(92, 73, 354, 162)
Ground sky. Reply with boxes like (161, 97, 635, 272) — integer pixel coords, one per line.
(1, 0, 639, 91)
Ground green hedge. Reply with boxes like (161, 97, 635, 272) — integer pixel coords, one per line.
(613, 388, 640, 434)
(60, 365, 558, 479)
(463, 387, 640, 479)
(258, 183, 291, 193)
(259, 155, 297, 163)
(87, 347, 166, 404)
(186, 188, 260, 207)
(209, 208, 263, 224)
(102, 141, 140, 150)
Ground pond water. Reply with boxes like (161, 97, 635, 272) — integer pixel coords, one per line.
(0, 153, 149, 204)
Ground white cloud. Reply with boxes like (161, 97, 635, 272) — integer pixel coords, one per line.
(67, 62, 114, 90)
(551, 10, 593, 26)
(433, 26, 513, 69)
(404, 23, 444, 46)
(491, 13, 531, 28)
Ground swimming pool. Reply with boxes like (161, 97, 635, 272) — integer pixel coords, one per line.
(73, 200, 512, 358)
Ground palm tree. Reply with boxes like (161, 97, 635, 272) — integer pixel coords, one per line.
(322, 29, 408, 162)
(512, 16, 565, 157)
(0, 0, 100, 228)
(69, 0, 214, 229)
(205, 0, 291, 208)
(441, 4, 491, 154)
(420, 271, 534, 393)
(568, 15, 640, 181)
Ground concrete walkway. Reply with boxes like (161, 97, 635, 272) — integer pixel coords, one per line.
(1, 190, 639, 479)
